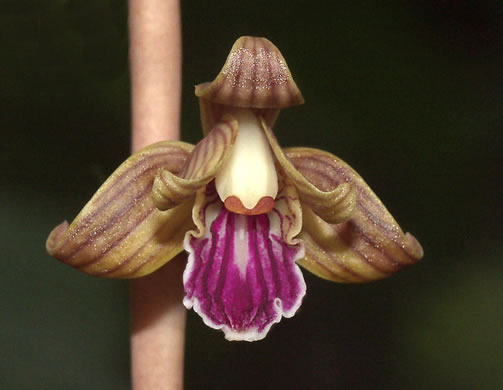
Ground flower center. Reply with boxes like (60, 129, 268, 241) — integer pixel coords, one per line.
(215, 108, 278, 215)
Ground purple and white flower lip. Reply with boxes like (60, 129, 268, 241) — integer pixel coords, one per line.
(46, 36, 423, 341)
(183, 182, 305, 341)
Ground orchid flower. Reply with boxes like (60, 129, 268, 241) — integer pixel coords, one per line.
(46, 36, 423, 342)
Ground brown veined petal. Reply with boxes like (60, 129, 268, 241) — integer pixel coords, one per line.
(262, 120, 357, 224)
(284, 147, 424, 283)
(195, 36, 304, 109)
(273, 171, 304, 246)
(46, 141, 196, 278)
(151, 115, 238, 211)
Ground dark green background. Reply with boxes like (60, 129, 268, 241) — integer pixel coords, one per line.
(2, 1, 502, 389)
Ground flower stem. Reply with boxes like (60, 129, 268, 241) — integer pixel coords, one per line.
(128, 0, 185, 389)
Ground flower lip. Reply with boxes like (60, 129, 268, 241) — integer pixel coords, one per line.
(183, 179, 306, 341)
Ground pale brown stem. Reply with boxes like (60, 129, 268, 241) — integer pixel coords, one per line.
(128, 0, 185, 389)
(129, 0, 181, 149)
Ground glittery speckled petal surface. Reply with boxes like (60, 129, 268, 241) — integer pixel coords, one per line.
(46, 141, 195, 278)
(284, 147, 423, 283)
(195, 36, 304, 109)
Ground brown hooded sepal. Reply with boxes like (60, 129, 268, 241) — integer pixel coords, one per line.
(195, 36, 304, 109)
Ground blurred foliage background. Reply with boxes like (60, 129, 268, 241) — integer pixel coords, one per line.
(1, 1, 502, 389)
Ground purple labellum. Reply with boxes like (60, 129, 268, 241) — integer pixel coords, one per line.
(183, 191, 306, 341)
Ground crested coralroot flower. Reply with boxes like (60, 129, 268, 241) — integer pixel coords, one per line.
(46, 36, 423, 341)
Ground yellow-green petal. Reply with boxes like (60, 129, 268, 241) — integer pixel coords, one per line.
(46, 141, 195, 278)
(152, 116, 238, 211)
(284, 147, 423, 283)
(263, 122, 357, 224)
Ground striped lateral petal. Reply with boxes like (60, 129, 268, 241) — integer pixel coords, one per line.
(46, 141, 195, 278)
(284, 147, 424, 283)
(183, 176, 305, 341)
(152, 116, 238, 211)
(263, 120, 357, 224)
